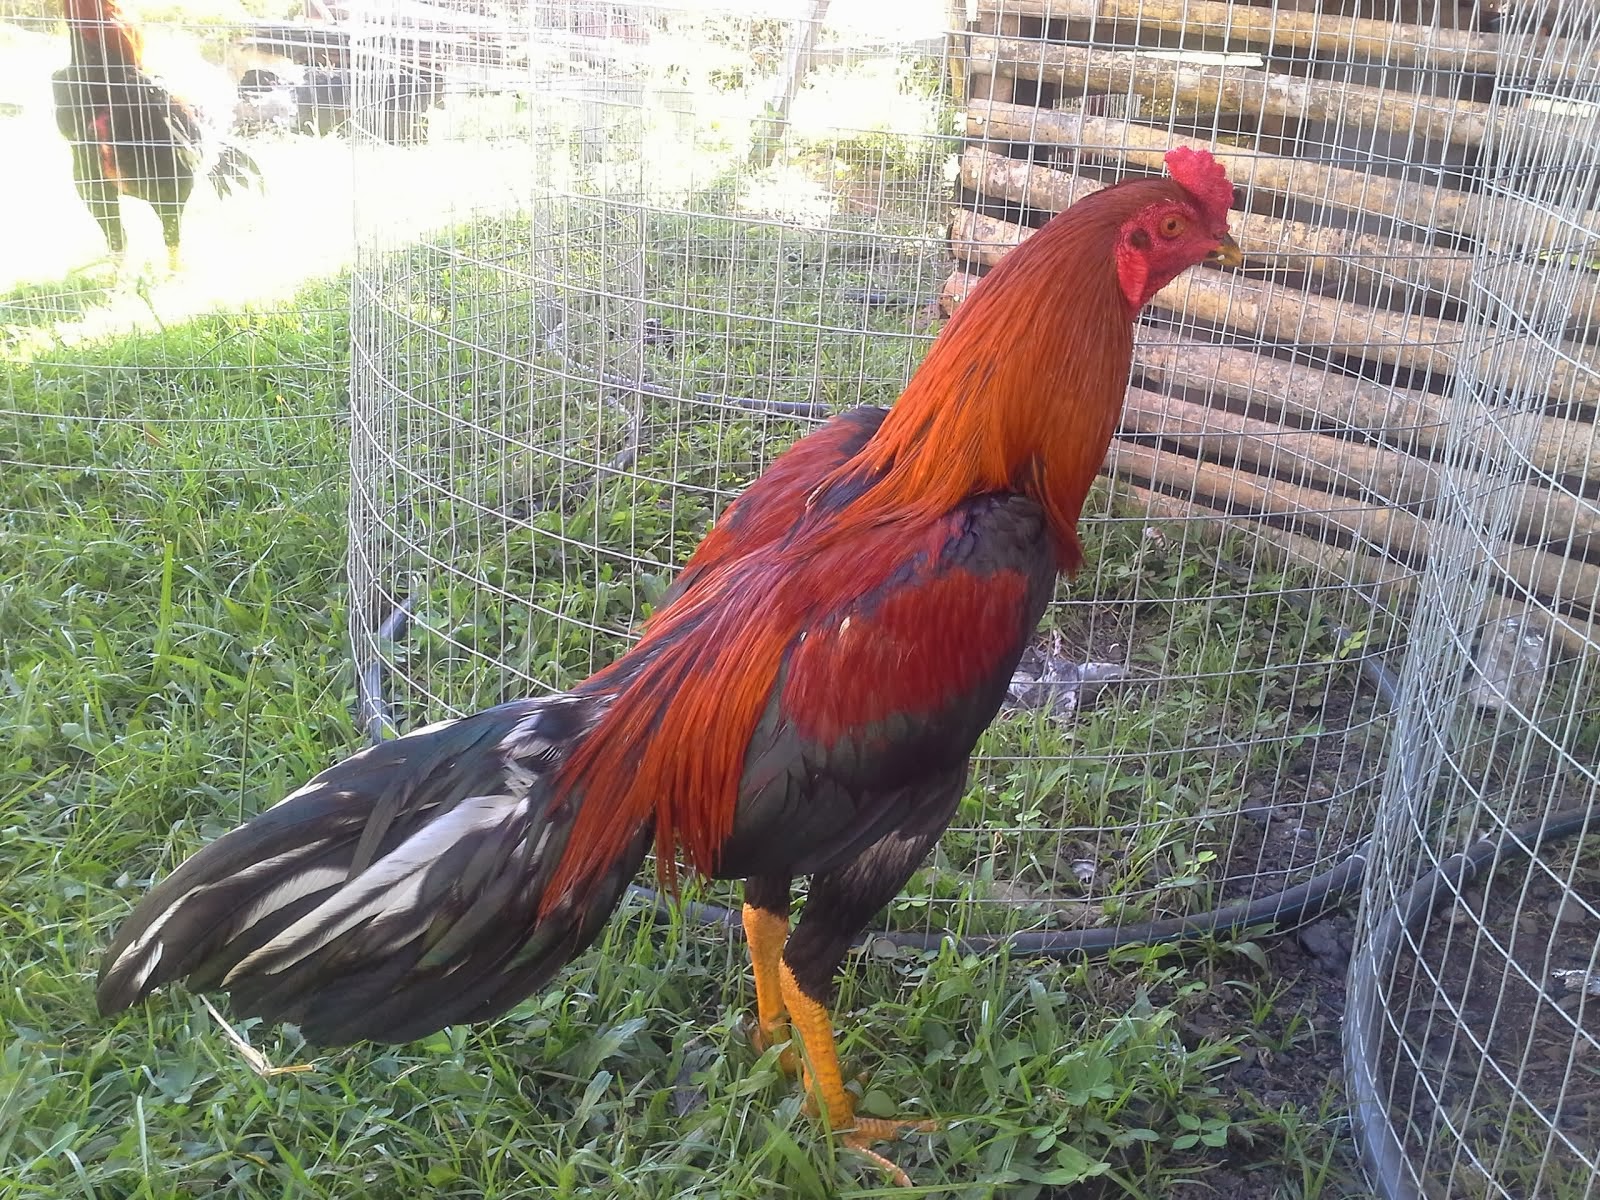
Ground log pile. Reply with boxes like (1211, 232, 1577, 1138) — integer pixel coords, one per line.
(946, 0, 1599, 653)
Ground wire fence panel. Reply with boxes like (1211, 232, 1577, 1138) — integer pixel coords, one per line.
(348, 4, 1598, 1192)
(1346, 5, 1600, 1198)
(349, 2, 991, 912)
(0, 8, 351, 521)
(349, 0, 1385, 964)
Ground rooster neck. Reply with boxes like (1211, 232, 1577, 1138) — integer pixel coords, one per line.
(835, 213, 1137, 572)
(64, 0, 143, 68)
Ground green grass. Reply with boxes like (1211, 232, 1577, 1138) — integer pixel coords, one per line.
(1, 234, 1373, 1197)
(0, 24, 1376, 1188)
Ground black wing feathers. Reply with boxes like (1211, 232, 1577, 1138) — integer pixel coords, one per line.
(715, 492, 1054, 879)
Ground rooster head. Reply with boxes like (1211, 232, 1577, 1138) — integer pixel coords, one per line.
(1112, 146, 1242, 311)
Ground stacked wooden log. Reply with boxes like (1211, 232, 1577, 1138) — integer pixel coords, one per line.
(946, 0, 1599, 653)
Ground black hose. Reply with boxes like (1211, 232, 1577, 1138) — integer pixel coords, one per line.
(1343, 804, 1596, 1200)
(354, 587, 1596, 1197)
(355, 589, 1399, 960)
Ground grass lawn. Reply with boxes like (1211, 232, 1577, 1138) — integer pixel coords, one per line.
(0, 237, 1372, 1200)
(0, 19, 1380, 1196)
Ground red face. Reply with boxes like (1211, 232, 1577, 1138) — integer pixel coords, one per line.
(1114, 200, 1238, 312)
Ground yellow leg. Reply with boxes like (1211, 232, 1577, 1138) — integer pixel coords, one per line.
(741, 904, 796, 1073)
(166, 245, 182, 273)
(778, 961, 937, 1187)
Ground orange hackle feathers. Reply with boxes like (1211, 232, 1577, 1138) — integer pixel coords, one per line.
(541, 152, 1238, 912)
(63, 0, 144, 66)
(815, 185, 1146, 572)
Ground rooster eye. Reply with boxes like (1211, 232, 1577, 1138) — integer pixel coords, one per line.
(1159, 214, 1187, 238)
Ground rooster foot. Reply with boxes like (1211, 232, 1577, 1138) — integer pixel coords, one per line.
(743, 1013, 798, 1075)
(798, 1071, 937, 1188)
(839, 1117, 942, 1189)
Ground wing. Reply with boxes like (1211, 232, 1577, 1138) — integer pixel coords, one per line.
(99, 68, 206, 199)
(548, 424, 1049, 899)
(52, 66, 98, 141)
(659, 406, 886, 608)
(714, 490, 1055, 879)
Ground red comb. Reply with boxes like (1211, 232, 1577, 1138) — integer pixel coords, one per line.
(1164, 147, 1235, 223)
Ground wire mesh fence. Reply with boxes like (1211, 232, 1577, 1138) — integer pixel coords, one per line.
(1345, 5, 1600, 1197)
(350, 0, 1391, 954)
(347, 1, 1598, 1194)
(5, 0, 1596, 1192)
(348, 1, 998, 911)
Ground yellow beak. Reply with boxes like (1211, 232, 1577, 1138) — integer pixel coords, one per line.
(1210, 234, 1244, 268)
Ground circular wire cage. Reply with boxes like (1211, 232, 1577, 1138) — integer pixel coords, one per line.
(348, 2, 1598, 1191)
(349, 0, 1404, 952)
(1346, 6, 1600, 1198)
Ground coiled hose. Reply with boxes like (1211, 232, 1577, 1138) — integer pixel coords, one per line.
(353, 587, 1594, 1200)
(353, 590, 1392, 957)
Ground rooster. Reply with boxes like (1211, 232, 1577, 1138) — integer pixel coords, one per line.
(52, 0, 262, 271)
(97, 149, 1240, 1183)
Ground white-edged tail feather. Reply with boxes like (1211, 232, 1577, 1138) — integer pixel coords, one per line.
(95, 692, 652, 1047)
(228, 794, 530, 981)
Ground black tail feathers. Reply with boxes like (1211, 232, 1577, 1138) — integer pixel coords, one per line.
(96, 692, 652, 1046)
(207, 141, 263, 198)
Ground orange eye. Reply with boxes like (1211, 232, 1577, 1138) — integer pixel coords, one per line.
(1159, 213, 1188, 238)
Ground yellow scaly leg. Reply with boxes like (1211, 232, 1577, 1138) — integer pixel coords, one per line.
(778, 961, 937, 1187)
(741, 904, 797, 1074)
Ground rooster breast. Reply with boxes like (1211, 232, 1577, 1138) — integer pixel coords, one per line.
(713, 489, 1055, 880)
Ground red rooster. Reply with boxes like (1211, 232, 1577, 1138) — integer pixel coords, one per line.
(97, 150, 1240, 1183)
(52, 0, 262, 271)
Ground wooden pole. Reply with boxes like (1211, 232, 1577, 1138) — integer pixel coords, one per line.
(949, 257, 1600, 561)
(1131, 338, 1600, 507)
(964, 7, 1024, 106)
(1106, 433, 1431, 559)
(1120, 383, 1600, 555)
(1122, 483, 1596, 658)
(1120, 482, 1420, 609)
(959, 144, 1502, 318)
(1106, 428, 1600, 616)
(966, 100, 1600, 272)
(967, 35, 1492, 148)
(948, 209, 1600, 408)
(977, 0, 1584, 82)
(945, 0, 973, 105)
(1118, 388, 1440, 508)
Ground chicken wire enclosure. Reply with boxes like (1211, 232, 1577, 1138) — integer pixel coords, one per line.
(348, 0, 1598, 1189)
(1345, 6, 1600, 1199)
(350, 0, 1397, 953)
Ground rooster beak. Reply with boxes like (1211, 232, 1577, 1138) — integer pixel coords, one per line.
(1210, 234, 1244, 268)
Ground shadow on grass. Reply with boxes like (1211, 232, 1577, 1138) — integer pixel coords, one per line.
(0, 263, 120, 336)
(0, 269, 351, 498)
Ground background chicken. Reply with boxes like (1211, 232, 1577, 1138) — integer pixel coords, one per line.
(52, 0, 262, 270)
(97, 148, 1240, 1184)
